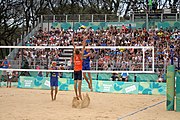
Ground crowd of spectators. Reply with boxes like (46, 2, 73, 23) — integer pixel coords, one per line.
(14, 24, 180, 77)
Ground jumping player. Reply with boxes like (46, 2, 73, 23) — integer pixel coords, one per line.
(83, 48, 93, 91)
(73, 37, 86, 100)
(49, 61, 59, 101)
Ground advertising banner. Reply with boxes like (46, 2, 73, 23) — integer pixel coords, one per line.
(18, 76, 166, 95)
(96, 81, 139, 94)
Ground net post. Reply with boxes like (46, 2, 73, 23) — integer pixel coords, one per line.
(166, 65, 175, 111)
(143, 47, 145, 72)
(66, 15, 68, 22)
(91, 14, 93, 22)
(96, 59, 98, 71)
(53, 15, 55, 22)
(34, 59, 36, 69)
(79, 15, 80, 22)
(152, 46, 154, 72)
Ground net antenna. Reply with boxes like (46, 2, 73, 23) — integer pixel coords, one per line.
(0, 46, 154, 73)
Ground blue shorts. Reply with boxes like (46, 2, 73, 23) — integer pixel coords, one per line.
(74, 71, 82, 80)
(82, 64, 90, 70)
(50, 77, 58, 87)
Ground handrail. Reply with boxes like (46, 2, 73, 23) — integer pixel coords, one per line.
(7, 22, 42, 69)
(41, 13, 179, 23)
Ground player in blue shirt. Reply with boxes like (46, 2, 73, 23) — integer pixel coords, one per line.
(1, 56, 10, 68)
(83, 48, 93, 91)
(48, 61, 59, 101)
(1, 56, 10, 81)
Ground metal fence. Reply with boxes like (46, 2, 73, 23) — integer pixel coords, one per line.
(41, 13, 180, 23)
(42, 14, 121, 22)
(132, 12, 180, 21)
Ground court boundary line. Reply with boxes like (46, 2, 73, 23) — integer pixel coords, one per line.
(117, 100, 165, 120)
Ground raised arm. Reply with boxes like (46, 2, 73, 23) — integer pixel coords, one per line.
(72, 38, 76, 54)
(81, 36, 87, 58)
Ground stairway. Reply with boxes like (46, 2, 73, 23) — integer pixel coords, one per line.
(57, 48, 73, 66)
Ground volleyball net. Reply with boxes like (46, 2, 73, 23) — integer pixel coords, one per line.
(0, 46, 154, 74)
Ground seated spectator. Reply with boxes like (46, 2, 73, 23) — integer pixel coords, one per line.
(120, 72, 129, 82)
(37, 71, 43, 77)
(59, 63, 65, 70)
(98, 58, 104, 70)
(67, 60, 72, 70)
(12, 23, 179, 74)
(156, 76, 164, 82)
(110, 72, 119, 81)
(36, 65, 44, 77)
(156, 74, 166, 82)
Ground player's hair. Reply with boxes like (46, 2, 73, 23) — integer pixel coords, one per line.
(75, 49, 80, 54)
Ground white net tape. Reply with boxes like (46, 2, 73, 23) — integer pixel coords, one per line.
(0, 46, 154, 73)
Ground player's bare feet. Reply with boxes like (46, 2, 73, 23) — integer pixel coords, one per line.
(79, 95, 83, 100)
(89, 84, 93, 91)
(53, 97, 56, 101)
(90, 87, 93, 92)
(72, 97, 81, 108)
(76, 96, 79, 100)
(88, 84, 91, 89)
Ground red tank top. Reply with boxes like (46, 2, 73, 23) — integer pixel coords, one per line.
(74, 54, 82, 71)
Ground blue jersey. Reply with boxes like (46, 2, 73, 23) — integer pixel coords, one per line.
(83, 50, 90, 70)
(50, 67, 58, 87)
(50, 67, 58, 79)
(83, 50, 90, 64)
(3, 60, 9, 68)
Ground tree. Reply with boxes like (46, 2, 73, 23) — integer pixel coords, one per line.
(0, 0, 23, 58)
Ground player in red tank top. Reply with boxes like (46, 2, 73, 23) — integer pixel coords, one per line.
(74, 52, 82, 71)
(73, 36, 86, 100)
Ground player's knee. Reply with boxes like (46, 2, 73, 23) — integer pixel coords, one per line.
(78, 80, 82, 83)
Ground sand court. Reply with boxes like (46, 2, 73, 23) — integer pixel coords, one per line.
(0, 87, 180, 120)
